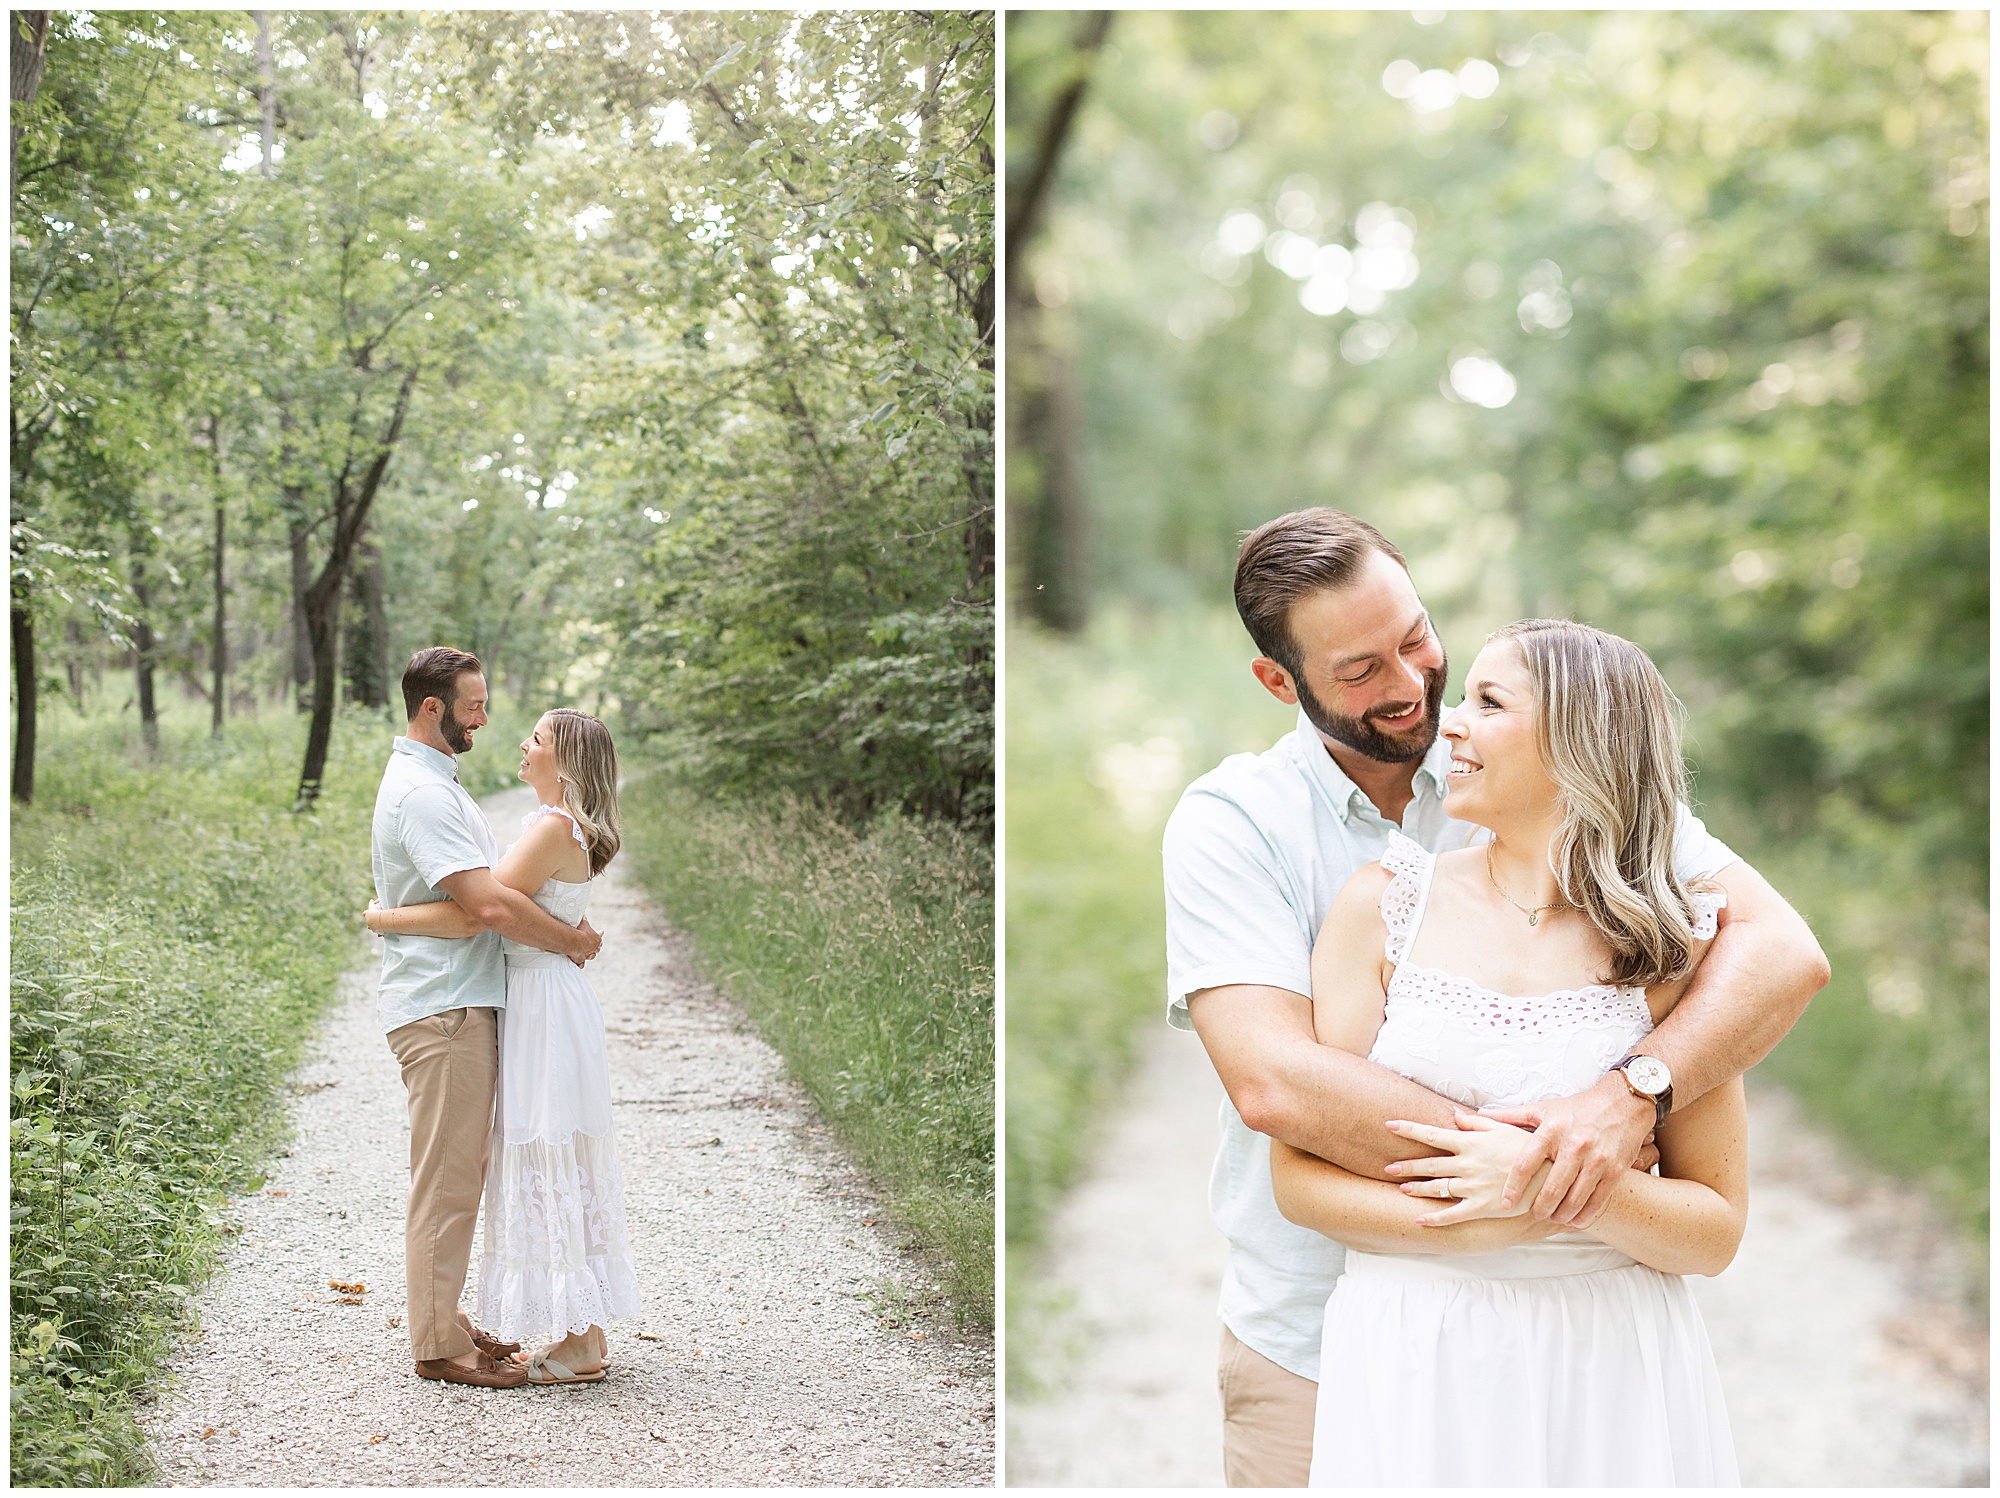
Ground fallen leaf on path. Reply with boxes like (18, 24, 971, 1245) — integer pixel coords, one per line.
(369, 1434, 387, 1445)
(908, 1331, 927, 1340)
(387, 1315, 402, 1329)
(202, 1427, 216, 1439)
(634, 1332, 662, 1341)
(328, 1280, 367, 1294)
(339, 1295, 364, 1305)
(266, 1190, 289, 1198)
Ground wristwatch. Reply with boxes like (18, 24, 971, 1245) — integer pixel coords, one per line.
(1612, 1053, 1673, 1127)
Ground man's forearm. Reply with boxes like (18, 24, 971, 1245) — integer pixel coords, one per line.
(1190, 986, 1461, 1179)
(477, 886, 585, 954)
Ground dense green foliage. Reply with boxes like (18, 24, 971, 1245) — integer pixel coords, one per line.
(1005, 6, 1987, 1353)
(9, 707, 378, 1485)
(14, 10, 993, 820)
(621, 772, 994, 1325)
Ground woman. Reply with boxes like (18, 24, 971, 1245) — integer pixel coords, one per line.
(1271, 619, 1745, 1487)
(367, 708, 639, 1386)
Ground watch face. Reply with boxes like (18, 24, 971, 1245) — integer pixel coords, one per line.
(1625, 1056, 1670, 1095)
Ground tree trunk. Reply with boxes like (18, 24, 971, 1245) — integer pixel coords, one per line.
(253, 9, 276, 177)
(209, 413, 226, 736)
(296, 367, 418, 805)
(1004, 15, 1108, 634)
(1002, 10, 1112, 292)
(298, 587, 342, 807)
(131, 565, 159, 753)
(344, 528, 387, 709)
(64, 618, 82, 708)
(287, 495, 312, 710)
(11, 10, 50, 210)
(12, 588, 36, 802)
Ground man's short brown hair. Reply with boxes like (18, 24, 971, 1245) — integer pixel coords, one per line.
(1233, 508, 1407, 679)
(401, 647, 485, 722)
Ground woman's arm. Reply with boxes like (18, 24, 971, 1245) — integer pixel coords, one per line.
(365, 897, 483, 939)
(1575, 1076, 1748, 1276)
(1272, 1139, 1564, 1254)
(494, 811, 586, 897)
(1393, 1078, 1747, 1274)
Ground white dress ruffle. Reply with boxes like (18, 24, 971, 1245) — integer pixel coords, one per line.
(475, 805, 641, 1341)
(1309, 833, 1737, 1488)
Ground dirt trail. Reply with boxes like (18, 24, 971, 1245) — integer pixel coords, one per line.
(1006, 1024, 1986, 1488)
(139, 783, 993, 1486)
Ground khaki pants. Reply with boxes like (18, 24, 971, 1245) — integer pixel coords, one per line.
(1218, 1322, 1317, 1488)
(386, 1006, 498, 1362)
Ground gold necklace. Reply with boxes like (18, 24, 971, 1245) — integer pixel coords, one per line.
(1485, 843, 1575, 927)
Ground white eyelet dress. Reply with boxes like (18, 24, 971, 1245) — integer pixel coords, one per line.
(1308, 833, 1738, 1488)
(475, 804, 640, 1342)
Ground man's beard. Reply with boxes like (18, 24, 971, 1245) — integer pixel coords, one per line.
(1295, 655, 1449, 765)
(439, 700, 475, 755)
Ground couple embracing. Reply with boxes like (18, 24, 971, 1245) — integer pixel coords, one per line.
(367, 646, 637, 1390)
(1165, 509, 1832, 1486)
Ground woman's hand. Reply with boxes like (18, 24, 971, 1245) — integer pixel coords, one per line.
(363, 899, 384, 935)
(1384, 1113, 1550, 1227)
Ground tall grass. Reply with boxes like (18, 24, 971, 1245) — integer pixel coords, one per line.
(9, 701, 395, 1485)
(619, 772, 994, 1329)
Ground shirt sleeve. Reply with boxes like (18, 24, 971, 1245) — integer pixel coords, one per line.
(398, 783, 493, 893)
(1671, 802, 1738, 884)
(1163, 789, 1316, 1032)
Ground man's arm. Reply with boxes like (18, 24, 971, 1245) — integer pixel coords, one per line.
(436, 866, 601, 964)
(1187, 982, 1460, 1179)
(1487, 857, 1830, 1225)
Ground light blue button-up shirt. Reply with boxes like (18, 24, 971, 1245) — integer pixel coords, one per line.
(1162, 708, 1736, 1380)
(370, 736, 506, 1033)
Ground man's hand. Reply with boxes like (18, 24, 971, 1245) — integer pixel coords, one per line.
(568, 917, 603, 968)
(1478, 1072, 1654, 1225)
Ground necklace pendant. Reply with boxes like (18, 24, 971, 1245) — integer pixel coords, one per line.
(1528, 912, 1539, 926)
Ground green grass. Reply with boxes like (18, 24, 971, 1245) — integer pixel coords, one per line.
(9, 699, 393, 1485)
(1737, 834, 1988, 1259)
(1003, 611, 1294, 1390)
(619, 772, 995, 1329)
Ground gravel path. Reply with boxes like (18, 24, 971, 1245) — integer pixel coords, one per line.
(138, 783, 994, 1487)
(1006, 1024, 1987, 1487)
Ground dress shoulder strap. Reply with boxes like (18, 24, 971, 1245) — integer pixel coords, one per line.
(1688, 887, 1727, 941)
(522, 802, 590, 855)
(1378, 832, 1438, 966)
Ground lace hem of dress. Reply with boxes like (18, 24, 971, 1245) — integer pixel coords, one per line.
(477, 1130, 638, 1341)
(522, 802, 591, 857)
(1389, 963, 1652, 1036)
(476, 1255, 641, 1342)
(1379, 832, 1428, 965)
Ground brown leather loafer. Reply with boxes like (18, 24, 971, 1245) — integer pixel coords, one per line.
(414, 1351, 527, 1388)
(469, 1326, 523, 1360)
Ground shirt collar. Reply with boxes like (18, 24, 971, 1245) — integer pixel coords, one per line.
(1293, 707, 1453, 823)
(393, 735, 460, 783)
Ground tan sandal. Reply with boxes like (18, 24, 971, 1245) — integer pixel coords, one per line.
(524, 1351, 605, 1385)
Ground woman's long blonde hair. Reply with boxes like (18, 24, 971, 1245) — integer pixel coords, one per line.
(1490, 619, 1706, 987)
(544, 708, 621, 877)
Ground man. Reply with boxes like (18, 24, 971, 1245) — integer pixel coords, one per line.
(1162, 510, 1830, 1486)
(372, 646, 604, 1389)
